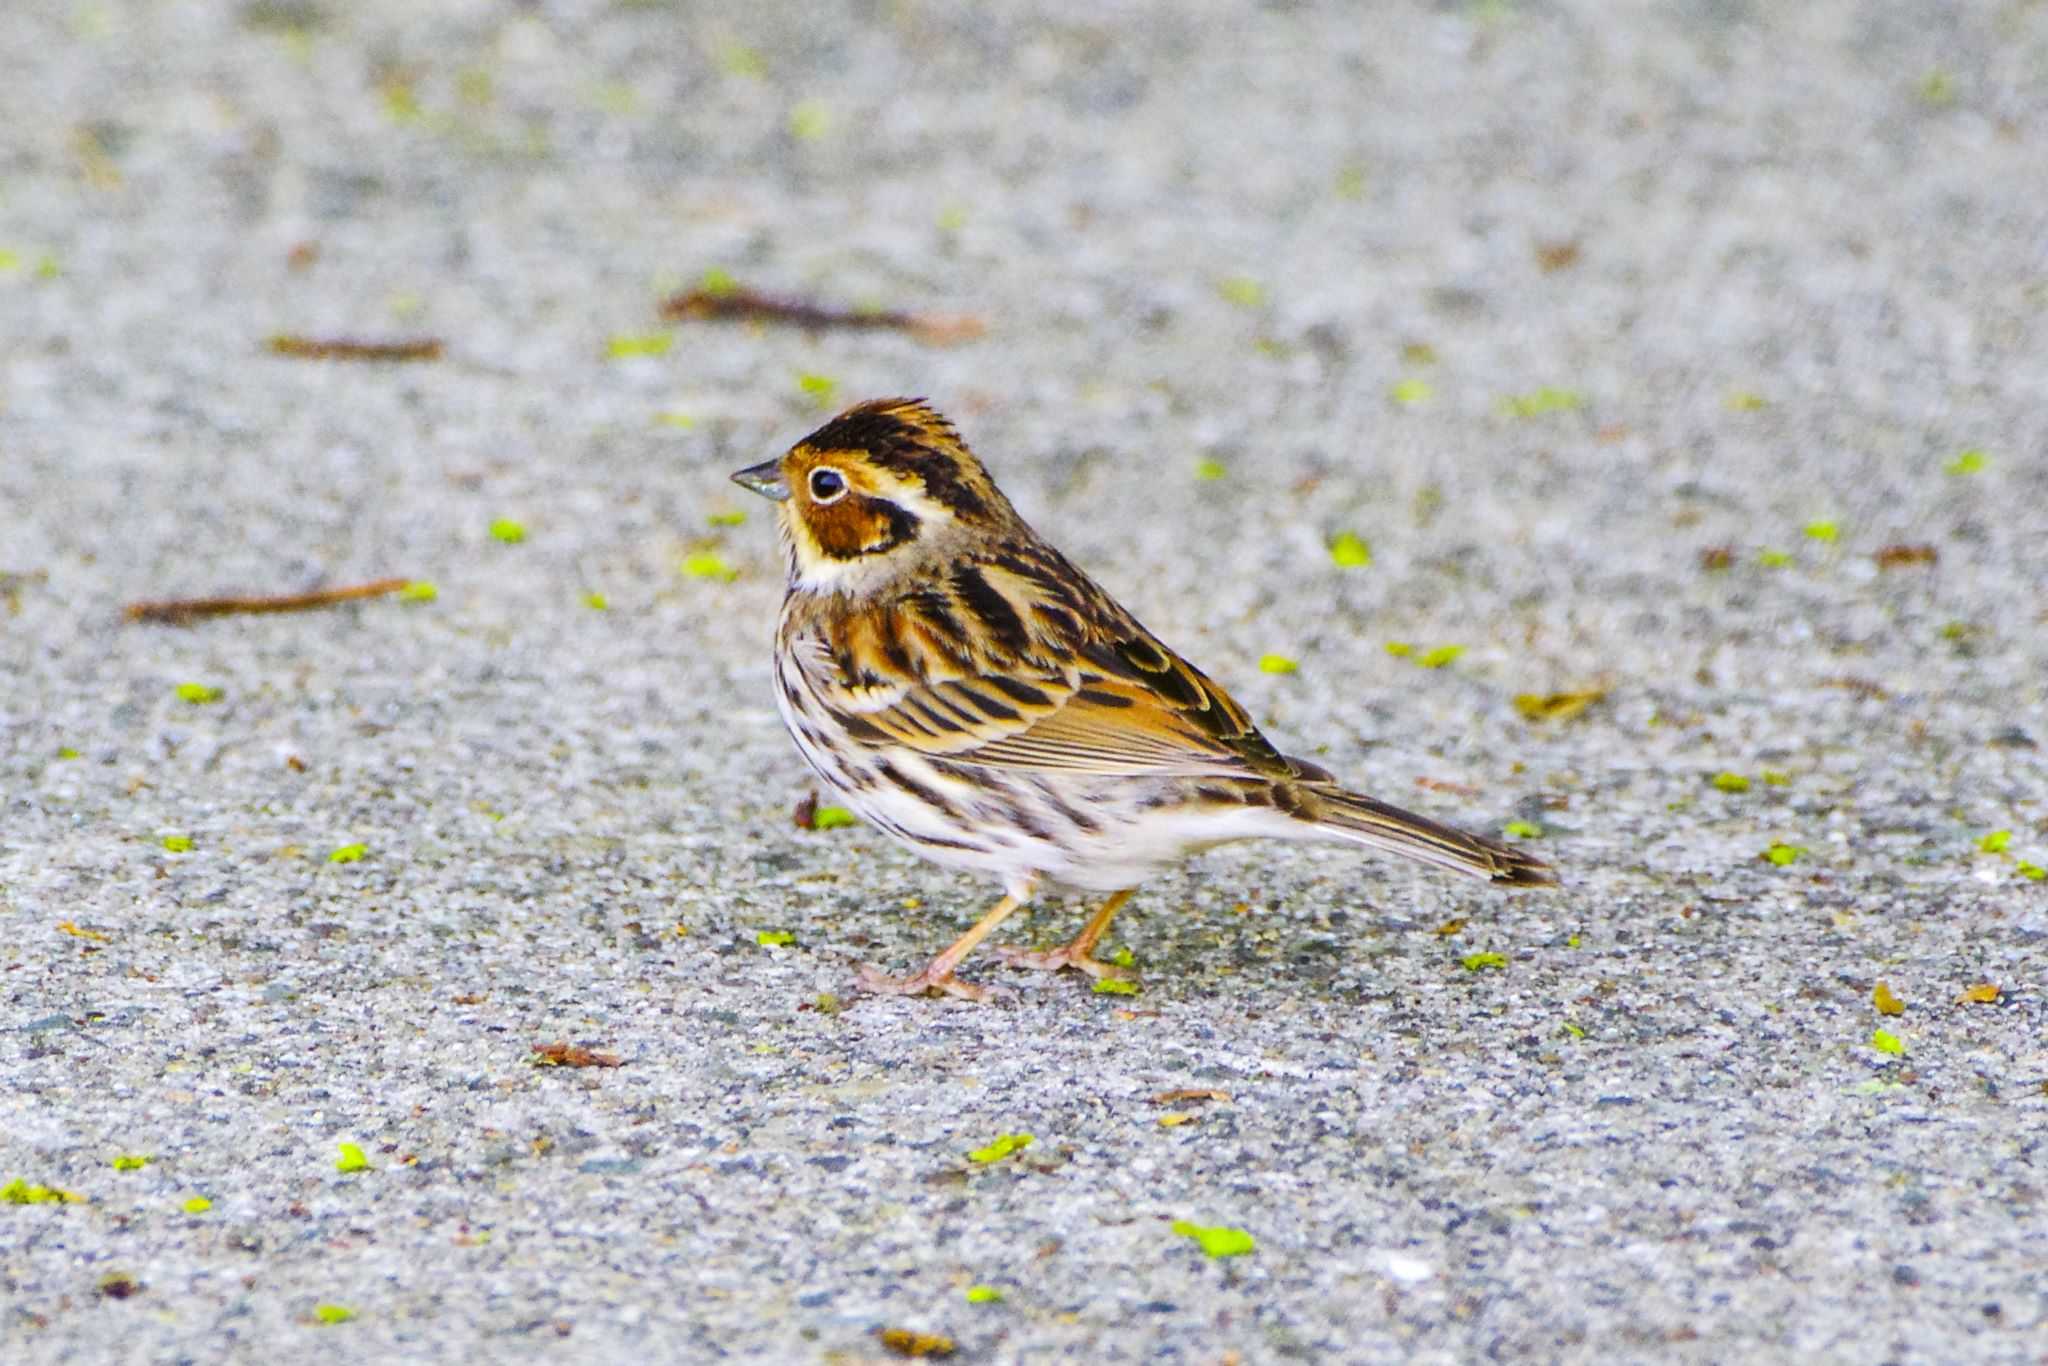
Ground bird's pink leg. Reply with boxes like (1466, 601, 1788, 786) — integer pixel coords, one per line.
(996, 888, 1136, 981)
(855, 889, 1030, 1002)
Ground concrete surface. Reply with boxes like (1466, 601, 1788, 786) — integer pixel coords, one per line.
(3, 1, 2046, 1361)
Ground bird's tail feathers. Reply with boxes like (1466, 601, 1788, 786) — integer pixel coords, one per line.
(1310, 788, 1557, 887)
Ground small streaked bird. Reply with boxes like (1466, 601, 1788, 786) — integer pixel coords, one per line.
(733, 398, 1555, 1000)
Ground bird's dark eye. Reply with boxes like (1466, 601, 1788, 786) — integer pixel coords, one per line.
(808, 468, 848, 503)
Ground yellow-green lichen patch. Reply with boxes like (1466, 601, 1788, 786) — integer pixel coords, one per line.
(606, 332, 672, 360)
(1502, 821, 1542, 839)
(1328, 532, 1372, 568)
(2019, 862, 2046, 881)
(1389, 378, 1433, 404)
(797, 372, 838, 407)
(1171, 1220, 1255, 1258)
(755, 930, 795, 947)
(1193, 457, 1227, 481)
(1944, 449, 1987, 476)
(1459, 951, 1508, 972)
(398, 580, 437, 602)
(1756, 549, 1794, 568)
(111, 1155, 151, 1171)
(1416, 645, 1464, 669)
(328, 843, 367, 864)
(965, 1284, 1003, 1303)
(681, 551, 739, 582)
(715, 43, 764, 79)
(811, 806, 856, 830)
(1762, 843, 1806, 866)
(1760, 769, 1792, 786)
(1711, 772, 1750, 793)
(1497, 387, 1583, 418)
(1216, 276, 1265, 309)
(183, 1196, 212, 1214)
(1977, 830, 2011, 854)
(488, 518, 527, 544)
(582, 592, 609, 611)
(1384, 641, 1413, 657)
(335, 1143, 370, 1174)
(787, 99, 830, 140)
(162, 835, 194, 852)
(1258, 653, 1298, 674)
(2, 1179, 84, 1205)
(966, 1133, 1033, 1164)
(313, 1304, 355, 1325)
(1803, 520, 1840, 543)
(1092, 978, 1140, 996)
(175, 683, 224, 704)
(56, 746, 80, 759)
(1724, 391, 1767, 411)
(707, 510, 747, 527)
(1870, 1029, 1904, 1056)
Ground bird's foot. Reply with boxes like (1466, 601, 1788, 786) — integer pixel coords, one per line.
(994, 943, 1135, 983)
(855, 961, 1003, 1003)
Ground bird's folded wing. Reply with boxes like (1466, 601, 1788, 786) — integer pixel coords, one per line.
(813, 628, 1299, 780)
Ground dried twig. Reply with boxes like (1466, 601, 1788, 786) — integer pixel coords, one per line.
(125, 578, 412, 624)
(659, 285, 985, 345)
(267, 334, 445, 362)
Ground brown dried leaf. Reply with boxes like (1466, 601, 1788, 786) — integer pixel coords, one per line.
(1821, 676, 1889, 700)
(268, 334, 443, 362)
(1699, 545, 1735, 572)
(792, 791, 819, 830)
(1873, 543, 1938, 570)
(1150, 1088, 1231, 1105)
(531, 1042, 620, 1068)
(1415, 776, 1481, 797)
(877, 1327, 957, 1358)
(1513, 689, 1608, 724)
(1956, 983, 2000, 1005)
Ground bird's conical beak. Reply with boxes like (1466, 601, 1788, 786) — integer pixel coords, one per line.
(730, 460, 790, 502)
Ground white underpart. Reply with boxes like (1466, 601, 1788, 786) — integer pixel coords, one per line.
(773, 636, 1330, 903)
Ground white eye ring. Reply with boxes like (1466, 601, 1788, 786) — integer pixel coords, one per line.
(808, 467, 849, 504)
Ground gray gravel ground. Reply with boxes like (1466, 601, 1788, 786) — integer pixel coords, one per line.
(5, 1, 2048, 1361)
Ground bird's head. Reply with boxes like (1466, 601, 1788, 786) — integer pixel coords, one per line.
(732, 397, 1015, 593)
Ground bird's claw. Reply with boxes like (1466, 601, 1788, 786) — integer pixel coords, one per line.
(855, 961, 1004, 1003)
(994, 944, 1135, 983)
